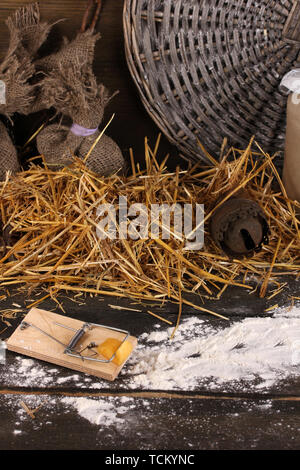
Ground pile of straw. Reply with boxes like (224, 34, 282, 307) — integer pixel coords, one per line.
(0, 135, 299, 330)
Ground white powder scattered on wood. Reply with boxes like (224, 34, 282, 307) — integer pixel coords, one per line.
(61, 397, 133, 426)
(56, 375, 80, 384)
(1, 305, 299, 393)
(1, 356, 84, 388)
(125, 306, 300, 391)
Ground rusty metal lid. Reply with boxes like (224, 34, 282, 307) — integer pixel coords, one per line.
(210, 197, 270, 258)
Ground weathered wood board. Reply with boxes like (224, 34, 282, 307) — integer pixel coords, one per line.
(1, 392, 300, 450)
(6, 308, 137, 381)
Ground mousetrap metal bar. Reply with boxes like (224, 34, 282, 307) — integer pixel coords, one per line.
(20, 320, 130, 364)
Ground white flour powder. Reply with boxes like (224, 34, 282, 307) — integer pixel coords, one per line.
(61, 396, 131, 426)
(125, 306, 300, 391)
(1, 305, 299, 392)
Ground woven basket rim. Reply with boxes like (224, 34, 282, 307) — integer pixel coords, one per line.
(123, 0, 298, 163)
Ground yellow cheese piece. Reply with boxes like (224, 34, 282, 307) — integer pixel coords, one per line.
(97, 338, 133, 366)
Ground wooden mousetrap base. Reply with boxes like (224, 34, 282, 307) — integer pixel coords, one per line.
(6, 308, 137, 381)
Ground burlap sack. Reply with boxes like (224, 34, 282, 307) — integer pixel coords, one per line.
(0, 23, 34, 116)
(37, 123, 125, 176)
(0, 121, 20, 181)
(0, 4, 53, 181)
(0, 2, 53, 116)
(36, 29, 100, 74)
(6, 3, 52, 60)
(36, 123, 82, 168)
(35, 30, 125, 176)
(33, 30, 100, 113)
(76, 132, 125, 176)
(2, 3, 55, 115)
(36, 61, 108, 123)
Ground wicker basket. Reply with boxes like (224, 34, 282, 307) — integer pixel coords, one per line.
(123, 0, 300, 162)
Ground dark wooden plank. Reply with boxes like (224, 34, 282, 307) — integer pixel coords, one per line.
(0, 392, 299, 450)
(0, 274, 299, 323)
(0, 287, 299, 397)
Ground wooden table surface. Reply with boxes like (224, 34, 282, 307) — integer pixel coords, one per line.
(0, 280, 299, 451)
(0, 1, 299, 451)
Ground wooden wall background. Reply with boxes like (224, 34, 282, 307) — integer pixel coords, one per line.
(0, 0, 178, 166)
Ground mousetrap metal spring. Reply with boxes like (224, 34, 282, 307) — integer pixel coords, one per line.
(20, 320, 130, 364)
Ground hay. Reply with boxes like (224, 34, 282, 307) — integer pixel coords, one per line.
(0, 136, 299, 331)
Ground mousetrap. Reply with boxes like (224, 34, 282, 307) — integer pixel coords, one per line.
(6, 308, 138, 381)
